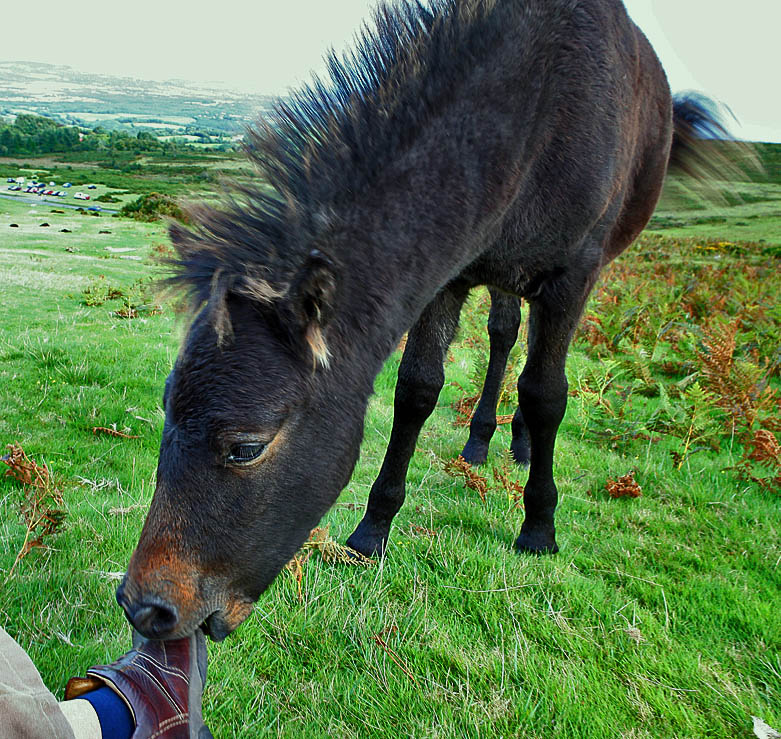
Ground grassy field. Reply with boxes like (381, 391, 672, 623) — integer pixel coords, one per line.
(0, 150, 253, 210)
(0, 154, 779, 738)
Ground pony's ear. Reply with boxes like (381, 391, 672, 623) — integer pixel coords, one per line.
(292, 250, 338, 368)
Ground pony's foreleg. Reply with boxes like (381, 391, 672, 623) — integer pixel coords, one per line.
(347, 283, 469, 558)
(514, 269, 597, 554)
(461, 290, 521, 465)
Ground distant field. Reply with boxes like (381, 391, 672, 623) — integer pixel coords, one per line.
(649, 178, 781, 250)
(0, 61, 274, 136)
(0, 149, 778, 738)
(69, 113, 196, 126)
(158, 135, 207, 142)
(0, 152, 253, 208)
(2, 184, 132, 210)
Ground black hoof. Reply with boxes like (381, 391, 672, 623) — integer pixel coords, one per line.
(510, 422, 531, 467)
(460, 439, 489, 466)
(514, 526, 558, 555)
(510, 441, 531, 467)
(346, 517, 389, 558)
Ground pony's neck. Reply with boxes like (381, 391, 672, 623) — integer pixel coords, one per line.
(325, 202, 475, 375)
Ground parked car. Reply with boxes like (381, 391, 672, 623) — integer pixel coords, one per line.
(63, 183, 72, 188)
(87, 185, 97, 190)
(87, 206, 101, 212)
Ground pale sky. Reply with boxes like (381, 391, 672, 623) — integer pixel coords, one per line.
(2, 0, 779, 142)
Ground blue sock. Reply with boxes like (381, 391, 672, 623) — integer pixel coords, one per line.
(79, 685, 134, 739)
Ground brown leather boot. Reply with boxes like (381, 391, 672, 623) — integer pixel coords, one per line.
(65, 629, 212, 738)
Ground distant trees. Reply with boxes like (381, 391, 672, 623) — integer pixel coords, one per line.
(0, 114, 80, 155)
(0, 114, 82, 155)
(0, 114, 173, 157)
(13, 113, 60, 135)
(0, 112, 237, 158)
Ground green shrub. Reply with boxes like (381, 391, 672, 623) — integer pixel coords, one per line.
(81, 276, 123, 306)
(120, 192, 188, 223)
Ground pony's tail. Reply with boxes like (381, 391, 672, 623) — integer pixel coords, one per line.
(668, 92, 761, 185)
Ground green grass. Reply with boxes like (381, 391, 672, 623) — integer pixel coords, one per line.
(0, 150, 250, 204)
(648, 178, 781, 249)
(0, 159, 779, 738)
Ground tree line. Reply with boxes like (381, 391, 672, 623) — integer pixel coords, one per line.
(0, 114, 177, 157)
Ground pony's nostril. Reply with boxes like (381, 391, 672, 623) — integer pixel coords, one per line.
(115, 580, 128, 610)
(131, 599, 179, 639)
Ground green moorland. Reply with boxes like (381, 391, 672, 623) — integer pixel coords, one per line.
(0, 147, 779, 738)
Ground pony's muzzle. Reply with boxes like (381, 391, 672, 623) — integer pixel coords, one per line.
(117, 585, 180, 640)
(116, 564, 201, 640)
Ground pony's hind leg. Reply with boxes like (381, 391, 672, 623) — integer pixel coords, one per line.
(347, 283, 470, 558)
(514, 267, 598, 554)
(461, 290, 521, 465)
(510, 405, 532, 466)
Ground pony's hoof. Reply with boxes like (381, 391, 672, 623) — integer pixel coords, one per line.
(510, 442, 531, 467)
(514, 527, 558, 555)
(460, 439, 489, 466)
(346, 518, 389, 558)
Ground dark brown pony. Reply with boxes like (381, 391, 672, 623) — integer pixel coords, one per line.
(117, 0, 738, 640)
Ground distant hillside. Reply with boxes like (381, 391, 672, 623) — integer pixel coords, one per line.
(757, 142, 781, 185)
(0, 61, 275, 137)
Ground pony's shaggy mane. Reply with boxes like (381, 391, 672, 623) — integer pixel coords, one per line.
(168, 0, 502, 312)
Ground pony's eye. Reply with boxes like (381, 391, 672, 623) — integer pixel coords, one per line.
(226, 443, 266, 466)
